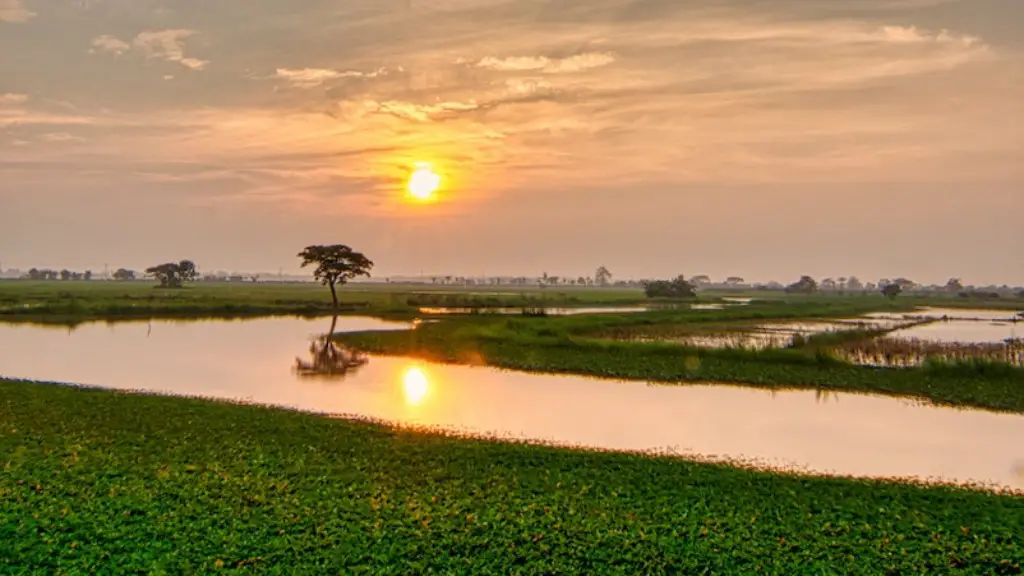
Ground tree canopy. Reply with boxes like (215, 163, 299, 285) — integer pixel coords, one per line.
(786, 276, 818, 294)
(146, 260, 197, 288)
(881, 283, 903, 300)
(298, 245, 374, 309)
(643, 275, 696, 299)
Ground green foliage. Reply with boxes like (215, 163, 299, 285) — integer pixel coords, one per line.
(298, 245, 374, 308)
(643, 275, 696, 299)
(298, 245, 373, 288)
(336, 306, 1024, 413)
(1, 380, 1022, 574)
(111, 268, 136, 281)
(882, 283, 903, 300)
(145, 260, 197, 288)
(786, 275, 818, 294)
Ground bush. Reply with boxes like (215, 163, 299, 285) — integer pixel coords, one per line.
(643, 275, 696, 299)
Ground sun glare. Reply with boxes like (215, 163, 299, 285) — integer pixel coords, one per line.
(407, 163, 441, 201)
(402, 366, 430, 406)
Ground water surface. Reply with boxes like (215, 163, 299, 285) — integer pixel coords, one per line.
(1, 317, 1022, 490)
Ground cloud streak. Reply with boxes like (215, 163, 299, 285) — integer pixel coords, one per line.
(474, 52, 616, 73)
(0, 0, 34, 22)
(90, 29, 208, 70)
(273, 66, 389, 88)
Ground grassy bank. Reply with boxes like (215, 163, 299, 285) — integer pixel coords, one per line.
(1, 379, 1021, 574)
(335, 306, 1024, 413)
(0, 281, 644, 324)
(2, 280, 1019, 325)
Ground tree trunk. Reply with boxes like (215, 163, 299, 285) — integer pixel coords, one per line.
(329, 281, 339, 310)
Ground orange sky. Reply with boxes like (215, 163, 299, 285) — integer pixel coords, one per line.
(1, 0, 1021, 284)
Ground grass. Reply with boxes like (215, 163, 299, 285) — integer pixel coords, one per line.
(0, 281, 644, 324)
(2, 280, 1020, 325)
(2, 379, 1022, 574)
(335, 305, 1024, 413)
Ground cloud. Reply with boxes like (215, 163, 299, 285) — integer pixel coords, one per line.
(375, 99, 480, 122)
(474, 52, 616, 73)
(90, 35, 131, 55)
(273, 67, 387, 88)
(0, 93, 28, 105)
(0, 0, 34, 22)
(92, 29, 209, 70)
(39, 132, 85, 143)
(133, 29, 209, 70)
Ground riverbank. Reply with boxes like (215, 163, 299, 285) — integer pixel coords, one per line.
(2, 379, 1021, 574)
(0, 280, 643, 324)
(335, 307, 1024, 414)
(2, 280, 1020, 325)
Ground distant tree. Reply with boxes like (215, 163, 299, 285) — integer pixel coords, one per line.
(59, 269, 72, 281)
(595, 266, 613, 287)
(577, 276, 587, 286)
(643, 275, 696, 299)
(146, 260, 197, 288)
(821, 278, 837, 290)
(893, 278, 916, 292)
(837, 277, 848, 291)
(27, 268, 42, 281)
(846, 276, 864, 291)
(298, 244, 374, 310)
(83, 270, 93, 281)
(881, 283, 903, 300)
(690, 275, 711, 286)
(112, 268, 136, 281)
(945, 278, 964, 292)
(785, 276, 818, 294)
(725, 276, 745, 286)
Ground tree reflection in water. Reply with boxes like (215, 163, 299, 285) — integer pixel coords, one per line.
(294, 315, 369, 380)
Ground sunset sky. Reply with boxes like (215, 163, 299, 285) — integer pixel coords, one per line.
(2, 0, 1021, 284)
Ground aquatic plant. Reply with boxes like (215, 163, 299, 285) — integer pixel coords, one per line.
(2, 379, 1021, 574)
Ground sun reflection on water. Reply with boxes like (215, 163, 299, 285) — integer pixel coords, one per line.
(402, 366, 430, 406)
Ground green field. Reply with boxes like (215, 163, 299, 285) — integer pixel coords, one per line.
(334, 302, 1024, 413)
(1, 279, 1020, 325)
(0, 280, 647, 323)
(2, 379, 1021, 574)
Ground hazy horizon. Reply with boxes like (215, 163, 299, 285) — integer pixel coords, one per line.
(2, 0, 1022, 285)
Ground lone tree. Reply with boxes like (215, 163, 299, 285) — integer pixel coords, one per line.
(786, 275, 818, 294)
(112, 268, 136, 281)
(595, 266, 613, 287)
(881, 283, 903, 300)
(146, 260, 197, 288)
(298, 244, 374, 309)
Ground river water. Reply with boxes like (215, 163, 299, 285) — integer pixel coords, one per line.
(1, 316, 1021, 490)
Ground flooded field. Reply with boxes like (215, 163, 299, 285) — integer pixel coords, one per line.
(1, 317, 1022, 490)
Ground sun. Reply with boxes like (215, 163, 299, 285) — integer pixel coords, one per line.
(407, 163, 441, 201)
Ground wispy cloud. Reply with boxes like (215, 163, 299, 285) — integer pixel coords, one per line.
(90, 29, 208, 70)
(273, 66, 388, 88)
(0, 92, 28, 105)
(474, 52, 616, 73)
(0, 0, 34, 22)
(90, 35, 131, 55)
(133, 29, 208, 70)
